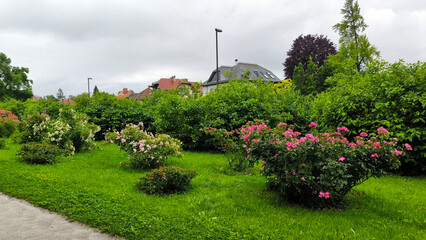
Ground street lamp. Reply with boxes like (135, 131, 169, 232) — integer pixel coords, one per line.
(215, 28, 222, 82)
(88, 77, 92, 96)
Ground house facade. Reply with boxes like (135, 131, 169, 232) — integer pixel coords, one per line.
(202, 62, 281, 94)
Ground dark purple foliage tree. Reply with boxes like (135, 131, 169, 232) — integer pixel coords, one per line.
(283, 34, 337, 80)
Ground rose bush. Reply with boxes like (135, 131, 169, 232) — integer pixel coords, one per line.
(136, 165, 197, 195)
(206, 120, 410, 208)
(105, 123, 182, 169)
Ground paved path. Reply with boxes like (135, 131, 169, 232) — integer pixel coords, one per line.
(0, 193, 119, 240)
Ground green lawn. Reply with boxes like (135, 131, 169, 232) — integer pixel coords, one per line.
(0, 140, 425, 239)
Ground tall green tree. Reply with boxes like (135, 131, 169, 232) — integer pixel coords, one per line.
(292, 58, 334, 95)
(0, 52, 33, 101)
(93, 85, 100, 95)
(57, 88, 65, 100)
(332, 0, 379, 73)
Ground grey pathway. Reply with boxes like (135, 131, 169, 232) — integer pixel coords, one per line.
(0, 193, 119, 240)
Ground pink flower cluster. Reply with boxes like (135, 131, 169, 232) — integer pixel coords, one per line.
(319, 192, 330, 199)
(283, 128, 301, 139)
(337, 126, 349, 132)
(377, 126, 389, 135)
(286, 141, 297, 150)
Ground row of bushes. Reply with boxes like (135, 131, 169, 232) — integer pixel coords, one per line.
(0, 61, 424, 175)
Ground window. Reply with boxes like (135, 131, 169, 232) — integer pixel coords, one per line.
(253, 71, 260, 77)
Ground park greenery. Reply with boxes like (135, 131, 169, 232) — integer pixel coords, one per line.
(0, 0, 425, 238)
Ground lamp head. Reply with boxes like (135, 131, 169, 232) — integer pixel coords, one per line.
(215, 28, 222, 33)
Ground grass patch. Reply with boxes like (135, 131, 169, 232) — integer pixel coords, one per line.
(1, 140, 425, 239)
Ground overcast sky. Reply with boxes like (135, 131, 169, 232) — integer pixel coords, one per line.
(1, 0, 425, 97)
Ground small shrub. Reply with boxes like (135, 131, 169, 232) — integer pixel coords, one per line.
(106, 123, 182, 169)
(17, 142, 62, 164)
(137, 166, 197, 195)
(0, 138, 6, 149)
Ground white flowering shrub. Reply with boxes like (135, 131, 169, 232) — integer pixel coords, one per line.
(20, 109, 100, 155)
(105, 123, 182, 169)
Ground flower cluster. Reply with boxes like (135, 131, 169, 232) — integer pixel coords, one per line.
(0, 109, 20, 138)
(20, 109, 100, 156)
(106, 123, 182, 169)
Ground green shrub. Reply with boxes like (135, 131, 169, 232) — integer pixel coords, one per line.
(137, 166, 197, 195)
(0, 138, 5, 149)
(74, 93, 147, 140)
(207, 121, 408, 208)
(312, 60, 426, 175)
(106, 123, 182, 169)
(17, 142, 62, 164)
(19, 109, 100, 155)
(142, 88, 208, 150)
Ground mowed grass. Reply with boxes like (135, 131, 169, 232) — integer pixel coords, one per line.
(0, 140, 425, 239)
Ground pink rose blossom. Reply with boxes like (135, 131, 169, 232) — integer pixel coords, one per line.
(292, 171, 296, 176)
(337, 126, 349, 132)
(301, 177, 305, 181)
(391, 149, 402, 156)
(319, 192, 330, 199)
(162, 176, 166, 180)
(277, 122, 287, 127)
(349, 142, 356, 148)
(371, 153, 379, 158)
(309, 122, 318, 128)
(377, 126, 389, 135)
(338, 157, 345, 162)
(404, 143, 413, 151)
(360, 132, 368, 137)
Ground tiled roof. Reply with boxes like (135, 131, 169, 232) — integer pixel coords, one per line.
(117, 88, 135, 98)
(59, 99, 75, 105)
(150, 76, 195, 90)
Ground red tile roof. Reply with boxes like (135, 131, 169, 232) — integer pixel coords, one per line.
(151, 76, 194, 90)
(117, 88, 135, 98)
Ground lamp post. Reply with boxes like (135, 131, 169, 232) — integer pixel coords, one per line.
(87, 77, 92, 96)
(215, 28, 222, 82)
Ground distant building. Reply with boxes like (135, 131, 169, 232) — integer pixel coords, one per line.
(117, 88, 135, 98)
(149, 76, 199, 90)
(202, 61, 281, 94)
(118, 76, 200, 100)
(59, 98, 75, 105)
